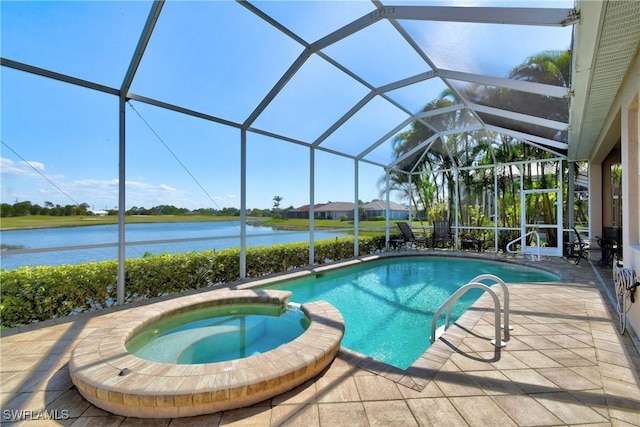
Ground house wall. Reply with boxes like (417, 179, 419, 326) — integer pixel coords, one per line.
(592, 48, 640, 337)
(622, 90, 639, 336)
(319, 211, 353, 220)
(365, 210, 409, 220)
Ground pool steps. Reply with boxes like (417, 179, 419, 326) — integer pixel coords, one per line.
(431, 274, 511, 347)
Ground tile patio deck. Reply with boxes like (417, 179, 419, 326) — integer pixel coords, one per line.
(1, 254, 639, 426)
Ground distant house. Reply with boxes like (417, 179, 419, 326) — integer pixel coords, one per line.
(288, 201, 409, 220)
(363, 200, 409, 220)
(89, 209, 109, 216)
(287, 204, 326, 219)
(315, 202, 355, 220)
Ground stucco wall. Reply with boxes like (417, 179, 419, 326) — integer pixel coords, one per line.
(598, 48, 640, 336)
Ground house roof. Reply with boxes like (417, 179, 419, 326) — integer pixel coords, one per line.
(315, 202, 355, 212)
(363, 200, 408, 211)
(291, 204, 326, 212)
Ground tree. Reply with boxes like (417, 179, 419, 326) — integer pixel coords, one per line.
(13, 201, 33, 216)
(272, 195, 283, 210)
(384, 49, 571, 243)
(1, 203, 14, 217)
(272, 196, 284, 218)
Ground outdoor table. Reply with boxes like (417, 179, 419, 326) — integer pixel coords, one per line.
(595, 236, 617, 267)
(461, 237, 484, 252)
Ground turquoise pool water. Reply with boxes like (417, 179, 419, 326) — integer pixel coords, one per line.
(265, 257, 557, 369)
(127, 304, 308, 364)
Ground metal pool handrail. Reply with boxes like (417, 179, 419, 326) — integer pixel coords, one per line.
(430, 274, 511, 347)
(506, 231, 541, 261)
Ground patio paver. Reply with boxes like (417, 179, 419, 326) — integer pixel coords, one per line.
(1, 254, 639, 426)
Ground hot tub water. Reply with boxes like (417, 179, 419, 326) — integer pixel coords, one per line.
(127, 304, 308, 364)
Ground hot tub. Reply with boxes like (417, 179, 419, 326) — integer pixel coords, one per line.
(69, 289, 344, 418)
(127, 302, 309, 365)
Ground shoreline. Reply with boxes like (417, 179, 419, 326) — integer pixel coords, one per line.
(0, 215, 261, 232)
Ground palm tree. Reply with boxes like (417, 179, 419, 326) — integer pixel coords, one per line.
(384, 49, 571, 237)
(272, 195, 283, 218)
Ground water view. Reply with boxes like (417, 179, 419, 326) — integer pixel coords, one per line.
(0, 221, 348, 271)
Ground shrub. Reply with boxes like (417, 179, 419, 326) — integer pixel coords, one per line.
(0, 235, 386, 328)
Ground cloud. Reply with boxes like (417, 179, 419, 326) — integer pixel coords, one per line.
(73, 178, 119, 188)
(0, 157, 47, 178)
(1, 159, 242, 210)
(158, 184, 177, 192)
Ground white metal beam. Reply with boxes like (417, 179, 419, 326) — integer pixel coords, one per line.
(438, 69, 570, 98)
(122, 0, 163, 93)
(1, 58, 119, 96)
(117, 0, 164, 306)
(128, 93, 241, 129)
(388, 133, 439, 169)
(567, 0, 606, 159)
(437, 124, 484, 137)
(377, 70, 437, 94)
(468, 103, 568, 131)
(415, 103, 466, 119)
(243, 49, 312, 129)
(385, 6, 577, 27)
(486, 125, 568, 153)
(240, 130, 247, 278)
(357, 117, 415, 160)
(313, 92, 376, 147)
(311, 9, 385, 51)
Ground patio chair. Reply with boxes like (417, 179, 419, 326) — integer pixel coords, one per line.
(395, 222, 428, 250)
(567, 227, 599, 265)
(460, 232, 484, 252)
(432, 221, 453, 248)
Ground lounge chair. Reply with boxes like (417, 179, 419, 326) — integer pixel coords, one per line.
(432, 221, 453, 248)
(395, 222, 428, 250)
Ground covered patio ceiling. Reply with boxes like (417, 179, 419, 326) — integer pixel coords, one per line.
(2, 1, 639, 179)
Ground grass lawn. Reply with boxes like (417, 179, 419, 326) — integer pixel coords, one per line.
(0, 215, 242, 230)
(1, 215, 394, 232)
(262, 217, 390, 228)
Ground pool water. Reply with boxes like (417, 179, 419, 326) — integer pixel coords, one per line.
(265, 257, 557, 369)
(127, 304, 308, 364)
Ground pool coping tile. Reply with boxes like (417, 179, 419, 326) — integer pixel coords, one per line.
(2, 252, 639, 426)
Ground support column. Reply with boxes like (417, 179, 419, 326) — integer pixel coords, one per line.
(309, 148, 315, 265)
(385, 169, 390, 248)
(568, 161, 575, 229)
(621, 96, 639, 250)
(354, 159, 359, 257)
(240, 130, 247, 279)
(454, 168, 459, 250)
(588, 162, 603, 240)
(494, 165, 499, 252)
(621, 95, 639, 336)
(117, 95, 126, 306)
(408, 174, 413, 226)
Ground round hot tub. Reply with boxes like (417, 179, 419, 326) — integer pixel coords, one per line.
(127, 303, 309, 365)
(69, 289, 344, 418)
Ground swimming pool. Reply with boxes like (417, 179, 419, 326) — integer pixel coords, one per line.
(263, 256, 558, 369)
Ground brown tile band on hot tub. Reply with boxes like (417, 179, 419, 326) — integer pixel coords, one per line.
(69, 289, 345, 418)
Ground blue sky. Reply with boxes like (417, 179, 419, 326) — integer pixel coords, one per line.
(0, 0, 573, 211)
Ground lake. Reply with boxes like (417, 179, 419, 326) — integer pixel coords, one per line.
(0, 221, 348, 271)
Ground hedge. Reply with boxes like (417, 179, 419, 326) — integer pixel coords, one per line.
(0, 235, 388, 328)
